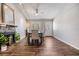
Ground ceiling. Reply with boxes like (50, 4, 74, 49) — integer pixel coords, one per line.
(13, 3, 67, 20)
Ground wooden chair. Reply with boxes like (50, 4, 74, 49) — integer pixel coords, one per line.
(27, 30, 43, 46)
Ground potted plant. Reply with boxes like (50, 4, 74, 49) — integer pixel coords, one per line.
(0, 33, 8, 51)
(15, 32, 20, 42)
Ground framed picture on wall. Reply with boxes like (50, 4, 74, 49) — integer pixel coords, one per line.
(0, 3, 3, 23)
(0, 4, 1, 23)
(2, 3, 15, 25)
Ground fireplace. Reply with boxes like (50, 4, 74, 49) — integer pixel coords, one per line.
(0, 24, 17, 45)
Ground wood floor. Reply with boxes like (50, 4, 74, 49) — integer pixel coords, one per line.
(0, 37, 79, 56)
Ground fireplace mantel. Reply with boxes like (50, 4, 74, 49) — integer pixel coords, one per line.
(0, 23, 17, 27)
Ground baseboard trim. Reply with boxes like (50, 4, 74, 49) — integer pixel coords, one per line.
(53, 35, 79, 50)
(44, 36, 53, 37)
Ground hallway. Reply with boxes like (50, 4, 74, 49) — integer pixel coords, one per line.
(0, 37, 79, 56)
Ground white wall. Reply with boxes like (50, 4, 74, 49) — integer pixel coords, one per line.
(7, 4, 26, 40)
(53, 3, 79, 50)
(15, 10, 26, 39)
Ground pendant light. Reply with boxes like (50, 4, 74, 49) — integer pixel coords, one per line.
(35, 4, 39, 16)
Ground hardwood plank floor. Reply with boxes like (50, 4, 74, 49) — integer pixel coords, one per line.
(0, 37, 79, 56)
